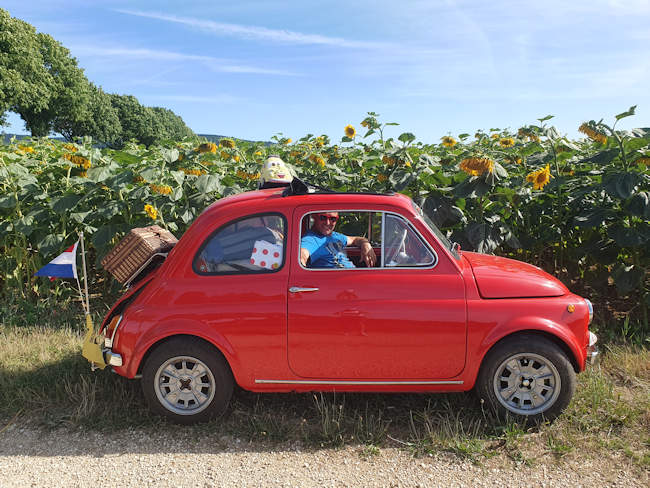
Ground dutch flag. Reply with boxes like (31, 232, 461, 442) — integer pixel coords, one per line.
(34, 241, 79, 279)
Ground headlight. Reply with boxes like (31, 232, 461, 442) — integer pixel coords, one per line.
(584, 298, 593, 325)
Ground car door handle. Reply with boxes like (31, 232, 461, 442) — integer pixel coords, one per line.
(289, 286, 319, 293)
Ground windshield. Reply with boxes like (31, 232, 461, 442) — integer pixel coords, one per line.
(410, 200, 461, 260)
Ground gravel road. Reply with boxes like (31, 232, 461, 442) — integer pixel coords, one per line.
(0, 423, 646, 488)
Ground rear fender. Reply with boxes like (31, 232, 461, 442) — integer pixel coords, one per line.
(124, 318, 240, 382)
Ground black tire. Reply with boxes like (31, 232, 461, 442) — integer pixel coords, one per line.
(141, 337, 233, 424)
(475, 335, 576, 424)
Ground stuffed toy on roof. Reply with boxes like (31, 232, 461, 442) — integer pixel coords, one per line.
(258, 155, 293, 189)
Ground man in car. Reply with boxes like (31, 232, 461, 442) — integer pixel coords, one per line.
(300, 212, 376, 268)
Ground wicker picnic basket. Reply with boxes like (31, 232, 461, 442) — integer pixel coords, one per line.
(101, 225, 178, 284)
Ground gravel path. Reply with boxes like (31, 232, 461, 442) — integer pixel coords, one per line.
(0, 424, 646, 487)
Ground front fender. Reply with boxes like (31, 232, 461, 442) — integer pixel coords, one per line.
(479, 316, 585, 371)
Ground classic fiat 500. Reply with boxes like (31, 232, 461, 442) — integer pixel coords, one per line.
(86, 184, 597, 424)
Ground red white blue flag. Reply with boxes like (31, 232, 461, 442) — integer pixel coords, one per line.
(34, 241, 79, 279)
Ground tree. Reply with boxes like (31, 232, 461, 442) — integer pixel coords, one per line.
(0, 9, 52, 128)
(109, 95, 195, 147)
(151, 106, 195, 140)
(1, 9, 195, 144)
(19, 33, 91, 137)
(55, 84, 121, 145)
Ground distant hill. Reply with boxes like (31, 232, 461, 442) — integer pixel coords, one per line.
(197, 134, 272, 146)
(3, 133, 271, 146)
(2, 133, 65, 144)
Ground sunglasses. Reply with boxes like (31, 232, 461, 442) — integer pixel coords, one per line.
(318, 215, 339, 223)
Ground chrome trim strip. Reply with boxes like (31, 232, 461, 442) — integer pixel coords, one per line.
(585, 298, 593, 325)
(255, 379, 463, 385)
(104, 314, 123, 348)
(289, 286, 320, 293)
(381, 212, 385, 268)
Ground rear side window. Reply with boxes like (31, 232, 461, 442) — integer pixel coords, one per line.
(194, 213, 286, 274)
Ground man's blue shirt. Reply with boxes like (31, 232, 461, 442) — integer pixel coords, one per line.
(301, 230, 354, 268)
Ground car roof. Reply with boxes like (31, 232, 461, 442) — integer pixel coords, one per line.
(200, 187, 416, 219)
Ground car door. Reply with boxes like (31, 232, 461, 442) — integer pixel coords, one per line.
(287, 207, 467, 380)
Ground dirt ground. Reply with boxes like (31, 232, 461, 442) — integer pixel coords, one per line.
(0, 422, 646, 488)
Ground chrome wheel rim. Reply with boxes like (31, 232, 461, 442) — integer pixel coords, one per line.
(493, 353, 561, 416)
(154, 356, 216, 416)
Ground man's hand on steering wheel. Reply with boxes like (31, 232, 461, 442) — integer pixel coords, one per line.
(359, 240, 376, 267)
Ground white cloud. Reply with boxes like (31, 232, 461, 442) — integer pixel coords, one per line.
(148, 95, 245, 104)
(69, 45, 298, 76)
(114, 9, 392, 49)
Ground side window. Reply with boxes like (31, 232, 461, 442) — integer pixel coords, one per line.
(194, 214, 286, 274)
(299, 211, 435, 270)
(384, 214, 435, 267)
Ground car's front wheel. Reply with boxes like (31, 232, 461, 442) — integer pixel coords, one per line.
(476, 335, 576, 423)
(142, 337, 233, 424)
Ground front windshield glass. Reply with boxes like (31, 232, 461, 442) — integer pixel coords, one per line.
(410, 200, 461, 260)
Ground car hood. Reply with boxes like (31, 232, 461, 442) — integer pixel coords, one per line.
(461, 251, 568, 298)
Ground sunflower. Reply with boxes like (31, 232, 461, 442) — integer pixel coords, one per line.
(578, 123, 607, 144)
(144, 204, 158, 220)
(344, 124, 356, 138)
(382, 155, 396, 166)
(377, 173, 388, 182)
(150, 184, 172, 195)
(220, 138, 236, 148)
(197, 142, 217, 153)
(441, 136, 457, 148)
(491, 134, 499, 140)
(635, 157, 650, 166)
(526, 164, 553, 190)
(499, 137, 515, 148)
(459, 157, 495, 176)
(309, 154, 326, 167)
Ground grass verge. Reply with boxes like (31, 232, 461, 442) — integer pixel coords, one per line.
(0, 316, 648, 470)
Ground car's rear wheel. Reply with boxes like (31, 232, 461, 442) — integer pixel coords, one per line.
(142, 337, 233, 424)
(476, 335, 576, 423)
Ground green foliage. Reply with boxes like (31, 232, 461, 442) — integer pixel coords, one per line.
(0, 9, 53, 123)
(1, 108, 649, 330)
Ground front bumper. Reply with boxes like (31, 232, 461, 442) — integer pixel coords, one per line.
(586, 331, 599, 365)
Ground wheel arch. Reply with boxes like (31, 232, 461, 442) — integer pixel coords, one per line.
(135, 333, 236, 382)
(479, 329, 580, 377)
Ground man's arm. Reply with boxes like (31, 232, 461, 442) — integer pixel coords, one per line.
(300, 247, 311, 267)
(347, 236, 376, 267)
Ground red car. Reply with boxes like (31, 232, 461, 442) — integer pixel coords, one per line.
(87, 185, 598, 424)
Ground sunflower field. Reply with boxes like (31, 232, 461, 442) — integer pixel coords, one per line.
(1, 108, 649, 335)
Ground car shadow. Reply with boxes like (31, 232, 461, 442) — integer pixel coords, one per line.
(0, 353, 509, 457)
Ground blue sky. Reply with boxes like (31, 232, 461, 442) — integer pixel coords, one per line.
(3, 0, 650, 142)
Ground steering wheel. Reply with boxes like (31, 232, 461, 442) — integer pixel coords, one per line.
(384, 228, 408, 266)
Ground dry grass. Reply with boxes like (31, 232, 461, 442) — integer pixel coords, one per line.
(0, 323, 648, 470)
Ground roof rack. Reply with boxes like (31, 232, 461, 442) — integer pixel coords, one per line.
(281, 177, 395, 197)
(281, 177, 334, 196)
